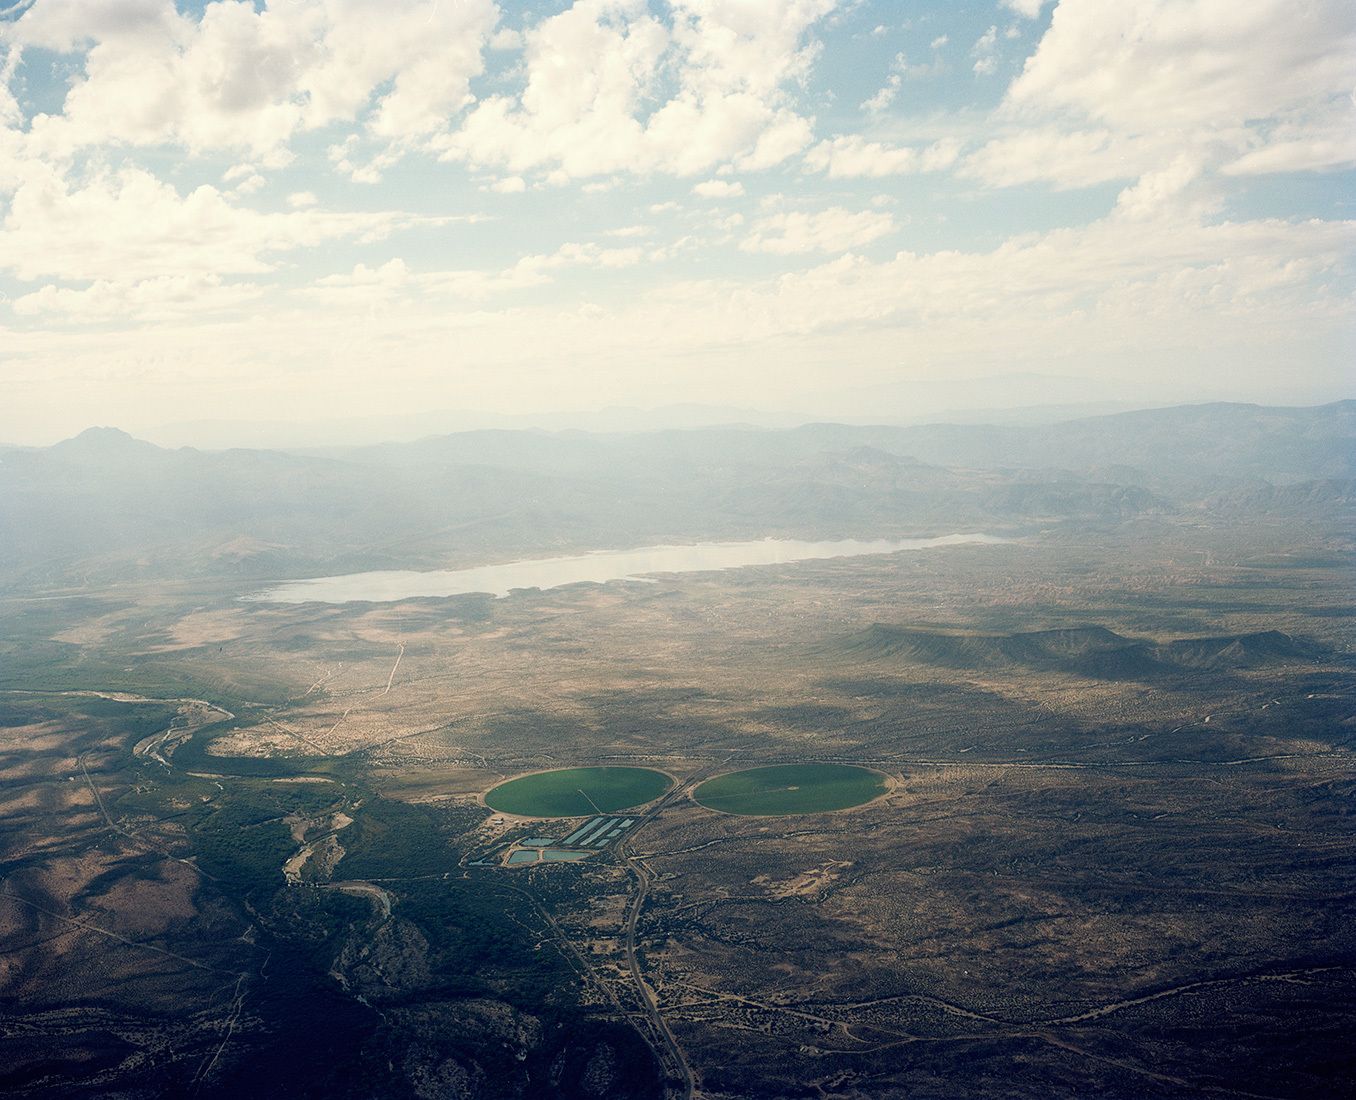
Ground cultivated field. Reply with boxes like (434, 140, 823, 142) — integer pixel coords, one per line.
(485, 766, 674, 817)
(692, 763, 888, 815)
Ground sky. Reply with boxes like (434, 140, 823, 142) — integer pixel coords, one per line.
(0, 0, 1353, 445)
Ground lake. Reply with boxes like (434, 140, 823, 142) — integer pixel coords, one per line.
(247, 533, 1006, 605)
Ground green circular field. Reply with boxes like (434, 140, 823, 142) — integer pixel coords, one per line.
(693, 763, 887, 816)
(484, 767, 672, 817)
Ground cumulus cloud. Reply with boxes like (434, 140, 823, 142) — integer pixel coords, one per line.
(1010, 0, 1353, 134)
(777, 213, 1352, 336)
(298, 240, 651, 307)
(967, 0, 1356, 189)
(693, 178, 744, 197)
(740, 206, 896, 253)
(0, 0, 1347, 436)
(537, 241, 644, 269)
(424, 241, 646, 300)
(615, 203, 1356, 389)
(0, 0, 873, 189)
(805, 135, 914, 177)
(435, 0, 840, 180)
(0, 164, 414, 282)
(971, 26, 999, 75)
(295, 257, 414, 306)
(1001, 0, 1048, 17)
(962, 126, 1125, 189)
(4, 0, 500, 158)
(0, 0, 174, 52)
(12, 273, 267, 320)
(861, 74, 900, 113)
(804, 135, 957, 178)
(4, 196, 1349, 442)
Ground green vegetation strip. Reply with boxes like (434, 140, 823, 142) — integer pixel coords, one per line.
(484, 766, 672, 818)
(693, 763, 887, 816)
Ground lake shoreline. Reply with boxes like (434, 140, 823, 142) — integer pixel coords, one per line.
(245, 533, 1008, 605)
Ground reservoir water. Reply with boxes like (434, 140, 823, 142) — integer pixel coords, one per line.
(248, 533, 1006, 605)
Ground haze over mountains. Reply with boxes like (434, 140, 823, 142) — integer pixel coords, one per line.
(1, 401, 1350, 591)
(134, 372, 1172, 451)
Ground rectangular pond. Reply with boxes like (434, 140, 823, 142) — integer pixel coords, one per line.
(246, 533, 1007, 605)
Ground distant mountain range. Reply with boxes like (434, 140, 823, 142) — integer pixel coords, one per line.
(1, 401, 1351, 589)
(303, 399, 1354, 484)
(122, 372, 1176, 449)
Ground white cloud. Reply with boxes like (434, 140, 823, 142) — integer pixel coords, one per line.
(1108, 156, 1204, 222)
(971, 26, 999, 75)
(861, 74, 900, 113)
(1001, 0, 1048, 17)
(297, 241, 651, 307)
(962, 126, 1126, 189)
(0, 0, 175, 52)
(0, 43, 21, 130)
(3, 200, 1348, 443)
(735, 210, 1353, 338)
(231, 172, 266, 195)
(897, 54, 950, 81)
(930, 35, 948, 49)
(435, 0, 840, 180)
(296, 258, 413, 306)
(5, 0, 500, 158)
(317, 258, 411, 286)
(423, 241, 646, 300)
(693, 178, 744, 197)
(12, 273, 266, 320)
(0, 164, 412, 282)
(804, 135, 959, 178)
(585, 206, 1354, 405)
(970, 0, 1356, 189)
(0, 0, 1347, 439)
(740, 206, 896, 253)
(548, 242, 644, 269)
(1223, 112, 1356, 176)
(1009, 0, 1354, 134)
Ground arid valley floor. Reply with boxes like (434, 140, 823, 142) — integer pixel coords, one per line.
(1, 407, 1353, 1099)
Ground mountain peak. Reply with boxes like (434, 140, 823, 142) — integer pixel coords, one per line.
(51, 426, 164, 462)
(69, 426, 137, 444)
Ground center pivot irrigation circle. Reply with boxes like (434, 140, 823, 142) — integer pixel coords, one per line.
(484, 766, 673, 818)
(693, 763, 887, 816)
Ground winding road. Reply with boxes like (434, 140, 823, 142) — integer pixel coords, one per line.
(613, 771, 728, 1100)
(622, 852, 695, 1100)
